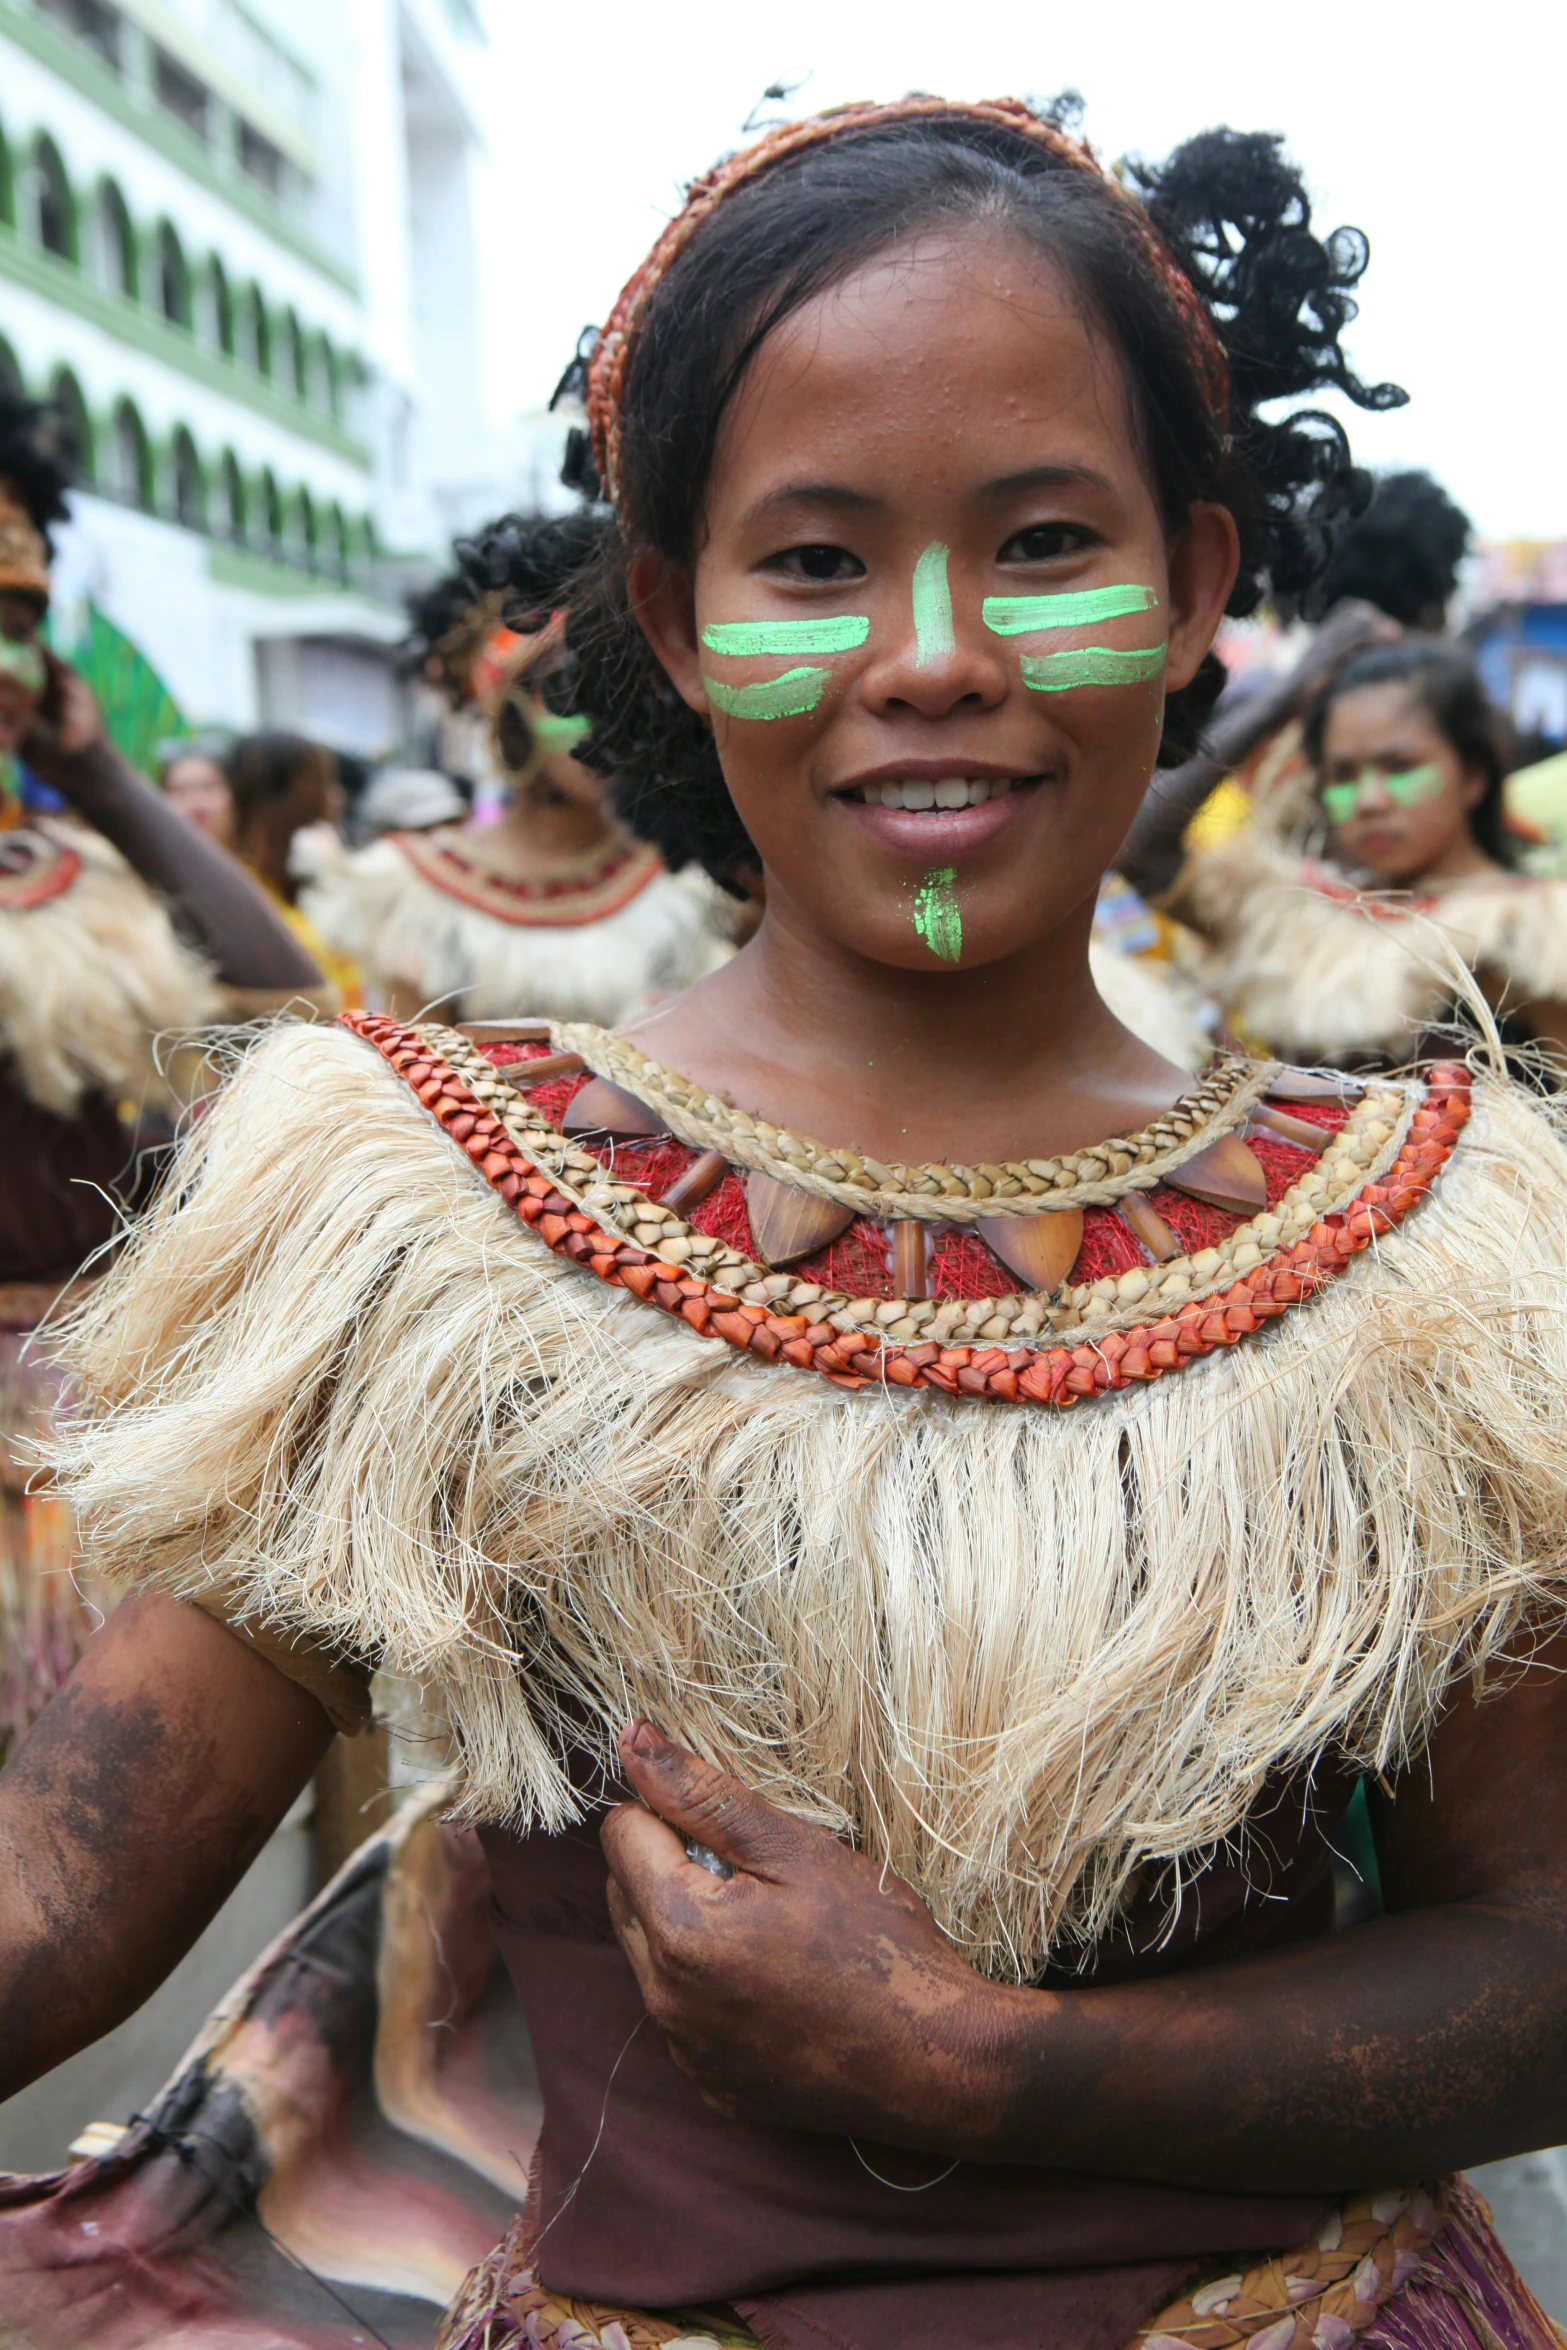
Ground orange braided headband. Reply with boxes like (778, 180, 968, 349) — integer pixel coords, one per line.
(586, 95, 1230, 519)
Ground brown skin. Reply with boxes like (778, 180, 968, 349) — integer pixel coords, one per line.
(21, 652, 322, 990)
(629, 230, 1237, 1165)
(161, 751, 237, 844)
(1320, 682, 1497, 887)
(0, 587, 48, 756)
(2, 223, 1565, 2190)
(0, 1594, 331, 2100)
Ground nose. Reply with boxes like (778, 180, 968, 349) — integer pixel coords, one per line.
(863, 543, 1010, 720)
(1353, 767, 1395, 815)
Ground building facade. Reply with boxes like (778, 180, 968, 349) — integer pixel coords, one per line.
(0, 0, 493, 756)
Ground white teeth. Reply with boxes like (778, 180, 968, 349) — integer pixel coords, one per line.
(868, 777, 1019, 810)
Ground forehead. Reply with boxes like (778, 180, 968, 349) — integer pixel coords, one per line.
(711, 227, 1145, 508)
(1323, 681, 1436, 747)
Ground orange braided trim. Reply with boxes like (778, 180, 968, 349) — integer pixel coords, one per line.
(0, 832, 81, 912)
(342, 1010, 1471, 1407)
(586, 95, 1229, 512)
(1132, 2182, 1446, 2350)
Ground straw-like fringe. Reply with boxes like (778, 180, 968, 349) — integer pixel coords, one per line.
(0, 825, 219, 1114)
(300, 838, 729, 1024)
(1180, 832, 1567, 1065)
(52, 1022, 1567, 1980)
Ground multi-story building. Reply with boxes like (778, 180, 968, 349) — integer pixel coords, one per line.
(0, 0, 494, 757)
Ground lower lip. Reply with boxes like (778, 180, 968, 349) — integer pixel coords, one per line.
(833, 785, 1036, 856)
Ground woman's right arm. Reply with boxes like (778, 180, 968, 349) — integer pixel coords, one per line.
(0, 1591, 335, 2099)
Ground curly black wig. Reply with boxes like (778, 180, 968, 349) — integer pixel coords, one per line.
(0, 385, 75, 546)
(403, 509, 605, 706)
(1309, 469, 1472, 627)
(561, 112, 1405, 888)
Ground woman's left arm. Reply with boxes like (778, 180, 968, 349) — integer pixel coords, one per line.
(603, 1634, 1567, 2193)
(20, 653, 321, 991)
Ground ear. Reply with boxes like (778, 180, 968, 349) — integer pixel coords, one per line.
(628, 548, 709, 719)
(1459, 764, 1488, 814)
(1163, 502, 1241, 694)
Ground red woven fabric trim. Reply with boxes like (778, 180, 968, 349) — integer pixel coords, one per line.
(484, 1049, 1343, 1300)
(358, 1013, 1468, 1407)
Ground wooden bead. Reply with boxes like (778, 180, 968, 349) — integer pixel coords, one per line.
(505, 1051, 585, 1084)
(977, 1208, 1084, 1293)
(1118, 1193, 1181, 1263)
(747, 1171, 856, 1267)
(892, 1219, 929, 1301)
(1249, 1103, 1330, 1153)
(455, 1020, 552, 1043)
(1163, 1133, 1268, 1215)
(664, 1149, 730, 1217)
(1267, 1066, 1362, 1103)
(562, 1075, 671, 1141)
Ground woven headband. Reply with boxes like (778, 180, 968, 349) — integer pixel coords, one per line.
(585, 95, 1230, 520)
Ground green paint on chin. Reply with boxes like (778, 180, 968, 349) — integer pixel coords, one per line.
(983, 583, 1158, 636)
(913, 866, 962, 964)
(1021, 643, 1167, 692)
(704, 666, 827, 720)
(912, 543, 954, 667)
(0, 639, 46, 692)
(702, 616, 869, 656)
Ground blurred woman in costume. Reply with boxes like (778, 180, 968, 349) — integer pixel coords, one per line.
(0, 388, 321, 1755)
(301, 511, 735, 1025)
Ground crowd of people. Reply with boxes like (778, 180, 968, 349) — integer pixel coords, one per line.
(1, 89, 1566, 2350)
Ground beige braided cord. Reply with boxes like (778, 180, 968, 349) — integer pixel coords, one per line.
(553, 1022, 1278, 1222)
(425, 1023, 1415, 1351)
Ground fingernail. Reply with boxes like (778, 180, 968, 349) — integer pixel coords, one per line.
(625, 1719, 667, 1759)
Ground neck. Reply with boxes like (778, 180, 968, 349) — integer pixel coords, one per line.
(625, 887, 1191, 1166)
(465, 788, 613, 872)
(1414, 825, 1504, 888)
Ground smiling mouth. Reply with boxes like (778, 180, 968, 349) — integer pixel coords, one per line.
(841, 774, 1044, 810)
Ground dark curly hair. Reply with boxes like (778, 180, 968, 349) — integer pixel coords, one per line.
(1309, 469, 1472, 627)
(557, 111, 1404, 888)
(0, 385, 75, 547)
(403, 510, 604, 706)
(1301, 638, 1513, 866)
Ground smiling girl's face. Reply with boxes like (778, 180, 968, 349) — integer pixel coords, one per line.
(634, 228, 1237, 976)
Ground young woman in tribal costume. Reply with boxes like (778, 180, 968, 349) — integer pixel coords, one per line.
(0, 389, 321, 1760)
(3, 100, 1566, 2350)
(301, 511, 734, 1027)
(1131, 635, 1567, 1071)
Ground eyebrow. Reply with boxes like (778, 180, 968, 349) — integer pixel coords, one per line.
(737, 482, 881, 529)
(979, 463, 1119, 503)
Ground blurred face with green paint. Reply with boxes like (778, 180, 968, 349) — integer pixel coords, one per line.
(0, 589, 48, 760)
(1318, 680, 1490, 887)
(633, 227, 1236, 979)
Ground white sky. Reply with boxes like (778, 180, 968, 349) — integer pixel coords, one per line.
(471, 2, 1564, 542)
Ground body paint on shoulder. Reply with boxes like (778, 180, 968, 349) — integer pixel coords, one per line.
(983, 584, 1158, 636)
(1021, 644, 1167, 693)
(702, 616, 869, 656)
(912, 543, 954, 667)
(705, 667, 828, 721)
(912, 866, 962, 963)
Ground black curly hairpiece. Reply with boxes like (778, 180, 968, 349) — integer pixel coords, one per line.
(561, 114, 1406, 889)
(402, 508, 606, 710)
(0, 386, 75, 545)
(1309, 468, 1472, 627)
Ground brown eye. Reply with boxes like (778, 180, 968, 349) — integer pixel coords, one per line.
(1000, 524, 1092, 564)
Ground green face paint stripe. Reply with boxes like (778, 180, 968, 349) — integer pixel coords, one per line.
(532, 711, 592, 752)
(1020, 644, 1168, 692)
(701, 616, 869, 657)
(704, 666, 827, 720)
(912, 543, 954, 667)
(912, 866, 962, 963)
(0, 640, 46, 690)
(983, 584, 1158, 636)
(1384, 763, 1443, 807)
(1321, 762, 1443, 822)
